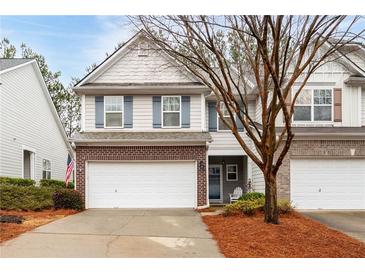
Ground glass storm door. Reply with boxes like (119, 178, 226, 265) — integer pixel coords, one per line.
(209, 165, 221, 200)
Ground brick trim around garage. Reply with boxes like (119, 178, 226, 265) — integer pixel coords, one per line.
(277, 139, 365, 200)
(75, 145, 208, 207)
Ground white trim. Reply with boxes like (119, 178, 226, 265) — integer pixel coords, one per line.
(0, 60, 34, 75)
(226, 164, 238, 181)
(247, 158, 253, 184)
(358, 86, 362, 127)
(161, 95, 182, 128)
(76, 31, 204, 88)
(208, 164, 223, 203)
(42, 158, 52, 180)
(293, 87, 334, 124)
(76, 32, 142, 87)
(103, 95, 124, 129)
(217, 101, 235, 131)
(21, 145, 36, 180)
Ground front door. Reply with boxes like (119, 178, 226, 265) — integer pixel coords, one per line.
(209, 165, 222, 202)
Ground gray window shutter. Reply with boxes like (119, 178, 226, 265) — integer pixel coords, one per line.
(95, 96, 104, 128)
(181, 96, 191, 128)
(236, 104, 244, 132)
(152, 96, 162, 128)
(208, 102, 217, 132)
(124, 96, 133, 128)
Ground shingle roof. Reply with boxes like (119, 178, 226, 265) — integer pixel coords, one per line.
(72, 131, 212, 143)
(0, 59, 33, 72)
(276, 126, 365, 136)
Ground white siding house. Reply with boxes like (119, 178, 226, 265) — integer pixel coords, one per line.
(0, 59, 73, 182)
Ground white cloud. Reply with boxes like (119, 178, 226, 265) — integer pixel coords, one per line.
(82, 16, 135, 65)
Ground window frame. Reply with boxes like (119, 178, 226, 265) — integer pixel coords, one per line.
(293, 88, 334, 123)
(217, 101, 234, 132)
(226, 164, 238, 182)
(161, 95, 181, 128)
(104, 96, 124, 129)
(42, 159, 51, 180)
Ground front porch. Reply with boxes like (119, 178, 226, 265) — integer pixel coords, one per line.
(208, 155, 248, 204)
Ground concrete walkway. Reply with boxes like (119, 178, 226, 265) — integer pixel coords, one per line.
(302, 211, 365, 243)
(0, 209, 222, 258)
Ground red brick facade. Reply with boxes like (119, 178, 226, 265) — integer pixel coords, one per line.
(75, 145, 208, 207)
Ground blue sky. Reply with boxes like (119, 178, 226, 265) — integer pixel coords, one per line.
(1, 16, 135, 85)
(1, 16, 364, 86)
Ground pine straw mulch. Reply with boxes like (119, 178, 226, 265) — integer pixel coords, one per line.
(0, 209, 78, 243)
(202, 212, 365, 258)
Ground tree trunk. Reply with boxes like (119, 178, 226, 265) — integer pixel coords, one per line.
(264, 172, 279, 224)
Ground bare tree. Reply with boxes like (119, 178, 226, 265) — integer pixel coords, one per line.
(132, 16, 364, 224)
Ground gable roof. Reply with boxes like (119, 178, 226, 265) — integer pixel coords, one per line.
(0, 59, 74, 157)
(75, 30, 204, 88)
(0, 58, 33, 73)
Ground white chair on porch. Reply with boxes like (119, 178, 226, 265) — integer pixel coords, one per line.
(229, 186, 243, 204)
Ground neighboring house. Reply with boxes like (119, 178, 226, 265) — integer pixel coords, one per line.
(72, 31, 365, 210)
(0, 59, 73, 182)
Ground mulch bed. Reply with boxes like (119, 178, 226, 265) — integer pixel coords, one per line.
(202, 212, 365, 258)
(0, 209, 77, 243)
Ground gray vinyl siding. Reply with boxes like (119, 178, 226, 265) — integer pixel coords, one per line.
(84, 94, 202, 131)
(0, 64, 69, 181)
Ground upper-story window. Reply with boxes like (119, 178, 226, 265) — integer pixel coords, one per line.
(104, 96, 124, 128)
(162, 96, 181, 127)
(293, 89, 332, 122)
(42, 159, 51, 180)
(218, 102, 233, 131)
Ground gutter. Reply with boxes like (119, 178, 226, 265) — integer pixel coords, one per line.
(344, 76, 365, 86)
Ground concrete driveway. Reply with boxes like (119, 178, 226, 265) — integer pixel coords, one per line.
(302, 211, 365, 243)
(0, 209, 222, 258)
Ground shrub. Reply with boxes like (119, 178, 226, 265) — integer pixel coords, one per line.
(0, 184, 53, 211)
(278, 199, 294, 214)
(52, 189, 84, 210)
(0, 176, 36, 187)
(224, 197, 265, 216)
(40, 179, 74, 189)
(238, 192, 265, 201)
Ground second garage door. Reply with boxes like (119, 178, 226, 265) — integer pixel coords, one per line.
(290, 159, 365, 209)
(87, 161, 197, 208)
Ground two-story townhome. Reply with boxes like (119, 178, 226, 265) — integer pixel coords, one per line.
(72, 31, 365, 210)
(0, 59, 74, 182)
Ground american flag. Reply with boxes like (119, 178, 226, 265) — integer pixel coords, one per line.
(65, 155, 75, 187)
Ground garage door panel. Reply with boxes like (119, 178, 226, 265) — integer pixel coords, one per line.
(291, 159, 365, 209)
(87, 161, 196, 208)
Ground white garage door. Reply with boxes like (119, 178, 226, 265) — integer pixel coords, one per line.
(291, 159, 365, 209)
(87, 161, 196, 208)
